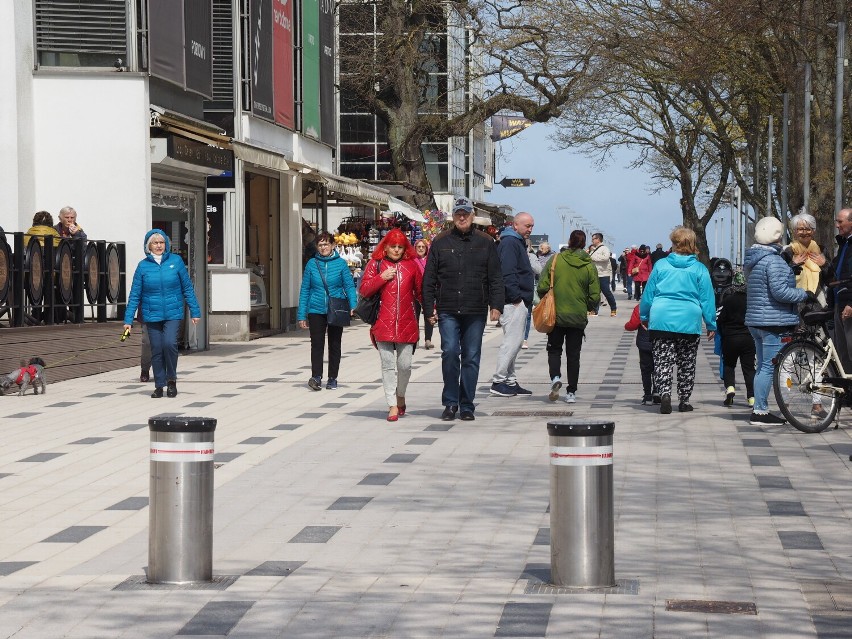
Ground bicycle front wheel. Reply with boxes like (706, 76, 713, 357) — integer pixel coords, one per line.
(773, 340, 840, 433)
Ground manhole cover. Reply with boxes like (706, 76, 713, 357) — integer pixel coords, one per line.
(491, 411, 574, 417)
(666, 600, 757, 615)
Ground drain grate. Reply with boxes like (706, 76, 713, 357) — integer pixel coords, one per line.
(491, 410, 574, 417)
(665, 600, 757, 615)
(113, 574, 238, 591)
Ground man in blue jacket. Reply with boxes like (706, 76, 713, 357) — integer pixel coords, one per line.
(490, 212, 535, 397)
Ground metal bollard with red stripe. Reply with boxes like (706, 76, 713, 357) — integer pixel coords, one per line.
(148, 416, 217, 584)
(547, 419, 615, 588)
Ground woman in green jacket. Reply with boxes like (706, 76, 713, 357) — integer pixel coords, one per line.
(538, 230, 600, 403)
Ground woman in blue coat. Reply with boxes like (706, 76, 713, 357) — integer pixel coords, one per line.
(297, 232, 358, 390)
(640, 227, 716, 414)
(123, 230, 201, 398)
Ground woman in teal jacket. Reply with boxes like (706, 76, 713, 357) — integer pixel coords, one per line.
(123, 230, 201, 398)
(640, 227, 716, 414)
(297, 232, 358, 390)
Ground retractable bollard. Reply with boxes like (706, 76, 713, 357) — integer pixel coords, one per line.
(148, 416, 217, 584)
(547, 419, 615, 588)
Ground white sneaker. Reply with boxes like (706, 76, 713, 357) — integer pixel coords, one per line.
(549, 377, 562, 402)
(564, 392, 576, 404)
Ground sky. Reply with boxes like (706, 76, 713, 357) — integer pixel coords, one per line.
(491, 122, 685, 252)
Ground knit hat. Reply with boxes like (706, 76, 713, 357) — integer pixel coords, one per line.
(754, 217, 784, 245)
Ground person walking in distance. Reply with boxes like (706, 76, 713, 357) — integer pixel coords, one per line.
(588, 233, 617, 317)
(539, 229, 600, 404)
(422, 197, 504, 421)
(490, 212, 536, 397)
(831, 208, 852, 371)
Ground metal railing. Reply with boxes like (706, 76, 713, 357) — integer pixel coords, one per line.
(0, 232, 126, 328)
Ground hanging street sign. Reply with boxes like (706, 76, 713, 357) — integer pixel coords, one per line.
(498, 178, 535, 187)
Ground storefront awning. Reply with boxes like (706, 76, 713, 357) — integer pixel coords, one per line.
(231, 140, 290, 172)
(316, 170, 390, 208)
(151, 106, 230, 148)
(387, 197, 426, 222)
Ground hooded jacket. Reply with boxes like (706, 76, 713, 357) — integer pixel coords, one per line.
(123, 229, 201, 324)
(297, 249, 358, 320)
(497, 226, 535, 306)
(639, 253, 716, 335)
(744, 244, 807, 327)
(359, 257, 422, 344)
(537, 249, 600, 328)
(422, 227, 504, 315)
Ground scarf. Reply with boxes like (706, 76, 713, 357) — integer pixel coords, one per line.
(789, 240, 821, 292)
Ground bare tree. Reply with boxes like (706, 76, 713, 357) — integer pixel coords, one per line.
(338, 0, 599, 208)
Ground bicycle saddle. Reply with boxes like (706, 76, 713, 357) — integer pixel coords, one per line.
(801, 308, 833, 325)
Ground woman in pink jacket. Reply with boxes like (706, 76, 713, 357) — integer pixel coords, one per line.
(359, 228, 423, 421)
(413, 239, 435, 348)
(629, 244, 652, 299)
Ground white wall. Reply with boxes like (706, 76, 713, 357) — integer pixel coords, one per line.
(0, 1, 36, 232)
(32, 74, 151, 262)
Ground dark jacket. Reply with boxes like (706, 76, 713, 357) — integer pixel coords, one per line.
(650, 247, 668, 264)
(497, 227, 534, 307)
(54, 223, 87, 240)
(832, 234, 852, 307)
(422, 227, 504, 315)
(123, 229, 201, 324)
(716, 286, 750, 338)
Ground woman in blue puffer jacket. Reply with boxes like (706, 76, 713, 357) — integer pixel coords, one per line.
(124, 230, 201, 398)
(744, 216, 809, 426)
(297, 232, 358, 391)
(640, 226, 716, 415)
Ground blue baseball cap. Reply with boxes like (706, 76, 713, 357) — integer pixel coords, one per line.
(453, 197, 474, 213)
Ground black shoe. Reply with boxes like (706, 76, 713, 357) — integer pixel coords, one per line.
(511, 383, 533, 396)
(308, 376, 322, 391)
(459, 410, 475, 421)
(166, 380, 177, 397)
(678, 402, 693, 412)
(140, 369, 150, 383)
(749, 412, 787, 426)
(151, 388, 163, 398)
(441, 406, 458, 421)
(641, 395, 652, 405)
(652, 395, 661, 405)
(660, 394, 672, 414)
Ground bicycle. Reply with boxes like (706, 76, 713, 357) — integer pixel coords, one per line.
(772, 305, 849, 433)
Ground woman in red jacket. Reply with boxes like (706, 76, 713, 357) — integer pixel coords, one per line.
(359, 228, 423, 421)
(629, 244, 652, 299)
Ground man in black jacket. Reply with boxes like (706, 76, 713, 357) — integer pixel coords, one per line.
(423, 197, 504, 421)
(832, 208, 852, 370)
(490, 212, 535, 397)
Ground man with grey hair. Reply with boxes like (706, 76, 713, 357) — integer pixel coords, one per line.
(54, 206, 87, 240)
(490, 212, 535, 397)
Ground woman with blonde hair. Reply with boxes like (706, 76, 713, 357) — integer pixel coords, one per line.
(639, 226, 716, 414)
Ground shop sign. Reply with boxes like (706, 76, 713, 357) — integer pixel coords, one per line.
(168, 135, 234, 172)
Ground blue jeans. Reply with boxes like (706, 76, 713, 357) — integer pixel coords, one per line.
(748, 327, 783, 412)
(438, 313, 487, 412)
(147, 320, 181, 389)
(595, 276, 617, 312)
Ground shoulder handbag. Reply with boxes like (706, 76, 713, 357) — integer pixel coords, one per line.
(353, 260, 382, 325)
(532, 256, 557, 333)
(317, 259, 351, 327)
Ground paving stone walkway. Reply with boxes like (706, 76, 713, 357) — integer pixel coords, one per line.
(1, 295, 851, 638)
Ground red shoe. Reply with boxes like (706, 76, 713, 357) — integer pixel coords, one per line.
(387, 407, 399, 422)
(397, 405, 406, 417)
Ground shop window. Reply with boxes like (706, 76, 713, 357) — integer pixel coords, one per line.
(425, 163, 448, 192)
(341, 163, 376, 180)
(340, 143, 377, 163)
(341, 114, 377, 143)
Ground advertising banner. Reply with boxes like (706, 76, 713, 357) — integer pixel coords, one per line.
(301, 0, 321, 139)
(490, 115, 533, 141)
(318, 0, 335, 146)
(272, 0, 295, 128)
(250, 0, 274, 119)
(184, 0, 213, 98)
(148, 0, 185, 88)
